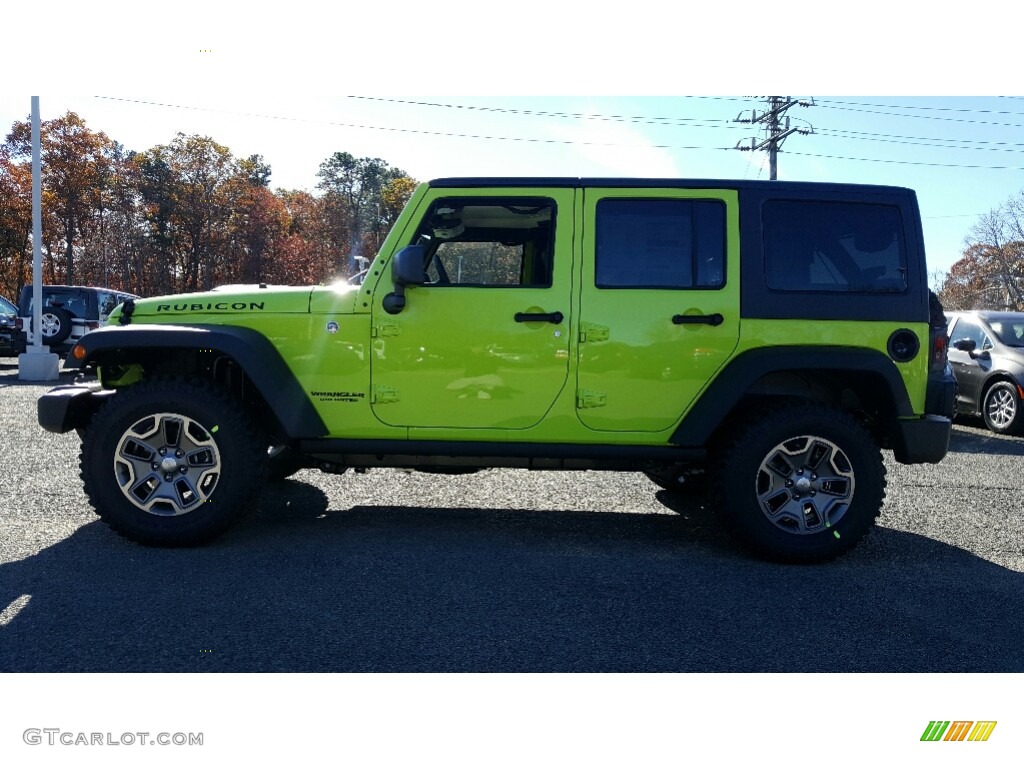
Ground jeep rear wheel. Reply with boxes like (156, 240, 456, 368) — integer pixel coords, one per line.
(80, 378, 267, 546)
(713, 404, 885, 563)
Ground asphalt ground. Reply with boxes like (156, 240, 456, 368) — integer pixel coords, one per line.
(1, 358, 1022, 672)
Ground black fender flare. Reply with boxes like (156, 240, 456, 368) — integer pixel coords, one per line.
(670, 346, 915, 446)
(67, 324, 328, 438)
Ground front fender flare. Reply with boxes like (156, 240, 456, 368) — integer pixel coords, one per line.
(66, 324, 328, 438)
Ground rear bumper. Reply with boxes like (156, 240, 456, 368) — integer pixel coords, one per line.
(38, 383, 114, 434)
(892, 414, 952, 464)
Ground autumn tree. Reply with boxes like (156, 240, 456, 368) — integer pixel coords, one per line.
(316, 152, 412, 275)
(941, 199, 1024, 311)
(0, 147, 33, 299)
(5, 111, 117, 286)
(0, 112, 421, 297)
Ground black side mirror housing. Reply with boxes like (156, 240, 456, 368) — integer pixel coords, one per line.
(952, 338, 977, 353)
(383, 245, 427, 315)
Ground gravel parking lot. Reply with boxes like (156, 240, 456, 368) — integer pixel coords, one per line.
(1, 358, 1022, 672)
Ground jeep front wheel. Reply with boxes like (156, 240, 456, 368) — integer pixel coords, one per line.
(712, 404, 886, 563)
(80, 378, 267, 546)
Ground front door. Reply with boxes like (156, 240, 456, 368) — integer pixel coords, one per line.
(370, 187, 575, 430)
(576, 188, 741, 432)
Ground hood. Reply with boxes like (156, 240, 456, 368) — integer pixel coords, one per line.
(109, 284, 366, 324)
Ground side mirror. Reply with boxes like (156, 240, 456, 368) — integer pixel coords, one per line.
(383, 245, 427, 315)
(952, 338, 976, 353)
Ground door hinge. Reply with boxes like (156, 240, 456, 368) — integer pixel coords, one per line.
(579, 323, 609, 343)
(372, 385, 399, 404)
(576, 390, 607, 409)
(371, 323, 400, 338)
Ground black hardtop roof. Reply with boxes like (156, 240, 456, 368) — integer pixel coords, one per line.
(428, 177, 916, 195)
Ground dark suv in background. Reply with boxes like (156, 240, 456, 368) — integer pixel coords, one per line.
(15, 285, 138, 356)
(0, 295, 17, 357)
(946, 310, 1024, 434)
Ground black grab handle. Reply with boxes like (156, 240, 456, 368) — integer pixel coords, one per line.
(672, 313, 724, 326)
(515, 311, 564, 324)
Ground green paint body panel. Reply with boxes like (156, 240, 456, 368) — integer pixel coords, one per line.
(576, 188, 741, 432)
(98, 179, 940, 450)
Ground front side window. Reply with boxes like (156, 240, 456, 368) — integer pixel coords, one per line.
(950, 319, 991, 351)
(763, 200, 908, 293)
(595, 199, 725, 289)
(412, 197, 555, 288)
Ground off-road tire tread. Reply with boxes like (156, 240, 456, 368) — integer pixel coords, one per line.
(711, 402, 887, 564)
(80, 376, 267, 546)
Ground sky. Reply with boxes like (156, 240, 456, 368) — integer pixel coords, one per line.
(3, 93, 1021, 278)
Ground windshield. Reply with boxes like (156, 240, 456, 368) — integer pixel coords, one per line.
(0, 296, 15, 314)
(989, 319, 1024, 347)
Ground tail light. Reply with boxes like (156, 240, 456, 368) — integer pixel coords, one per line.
(928, 326, 948, 372)
(15, 318, 23, 330)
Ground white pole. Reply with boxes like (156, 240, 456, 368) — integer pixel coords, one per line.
(31, 96, 42, 352)
(18, 95, 59, 381)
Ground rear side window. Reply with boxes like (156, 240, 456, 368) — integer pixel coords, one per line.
(595, 199, 725, 289)
(763, 200, 907, 293)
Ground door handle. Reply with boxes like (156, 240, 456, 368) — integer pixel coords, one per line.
(672, 313, 724, 326)
(515, 311, 564, 324)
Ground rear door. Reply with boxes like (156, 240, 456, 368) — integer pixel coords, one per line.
(576, 187, 741, 432)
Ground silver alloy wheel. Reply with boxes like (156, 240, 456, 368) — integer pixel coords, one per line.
(755, 435, 855, 535)
(985, 386, 1016, 430)
(114, 412, 222, 516)
(40, 311, 61, 337)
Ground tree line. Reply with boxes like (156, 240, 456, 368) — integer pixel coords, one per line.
(0, 111, 417, 301)
(939, 189, 1024, 312)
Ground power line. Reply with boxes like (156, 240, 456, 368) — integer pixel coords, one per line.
(818, 98, 1024, 118)
(93, 96, 737, 152)
(816, 102, 1024, 130)
(93, 96, 1024, 172)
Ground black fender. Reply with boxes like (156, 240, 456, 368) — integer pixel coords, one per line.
(670, 346, 915, 447)
(65, 324, 327, 438)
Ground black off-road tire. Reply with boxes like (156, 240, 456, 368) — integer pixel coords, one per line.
(711, 403, 886, 564)
(80, 377, 267, 546)
(981, 381, 1024, 435)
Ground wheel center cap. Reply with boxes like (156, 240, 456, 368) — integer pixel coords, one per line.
(161, 457, 179, 472)
(794, 476, 812, 491)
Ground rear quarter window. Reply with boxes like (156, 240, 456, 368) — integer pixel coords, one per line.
(763, 200, 907, 293)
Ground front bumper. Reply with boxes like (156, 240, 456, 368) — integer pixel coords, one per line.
(38, 383, 115, 434)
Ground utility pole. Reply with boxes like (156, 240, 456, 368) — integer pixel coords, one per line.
(735, 96, 814, 180)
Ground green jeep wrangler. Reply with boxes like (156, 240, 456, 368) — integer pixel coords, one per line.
(39, 178, 956, 562)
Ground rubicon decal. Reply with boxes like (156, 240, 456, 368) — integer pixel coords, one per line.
(156, 302, 266, 312)
(920, 721, 997, 742)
